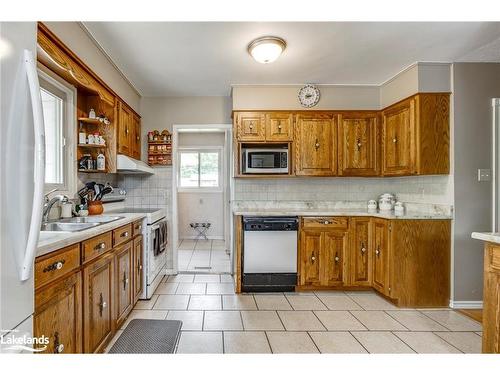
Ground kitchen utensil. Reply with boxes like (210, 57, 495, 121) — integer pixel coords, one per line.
(96, 186, 113, 201)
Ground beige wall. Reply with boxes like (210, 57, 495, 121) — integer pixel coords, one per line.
(140, 96, 232, 161)
(232, 85, 380, 110)
(43, 22, 141, 112)
(233, 63, 451, 110)
(453, 62, 500, 302)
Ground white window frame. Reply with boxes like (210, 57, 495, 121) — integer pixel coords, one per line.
(177, 146, 223, 193)
(38, 68, 77, 197)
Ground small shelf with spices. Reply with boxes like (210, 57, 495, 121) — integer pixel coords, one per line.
(147, 130, 172, 166)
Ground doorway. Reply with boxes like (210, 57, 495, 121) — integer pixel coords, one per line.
(172, 124, 233, 275)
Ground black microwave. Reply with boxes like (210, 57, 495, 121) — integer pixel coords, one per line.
(241, 148, 289, 174)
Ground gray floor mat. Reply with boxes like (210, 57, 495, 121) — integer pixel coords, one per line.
(109, 319, 182, 354)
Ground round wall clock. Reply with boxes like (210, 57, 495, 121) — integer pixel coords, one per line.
(298, 84, 320, 108)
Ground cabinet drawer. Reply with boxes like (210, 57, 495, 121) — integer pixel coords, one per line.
(113, 224, 133, 247)
(35, 244, 80, 289)
(302, 217, 349, 229)
(82, 232, 112, 264)
(132, 220, 143, 237)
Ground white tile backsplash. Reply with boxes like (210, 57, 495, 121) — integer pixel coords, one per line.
(233, 175, 453, 205)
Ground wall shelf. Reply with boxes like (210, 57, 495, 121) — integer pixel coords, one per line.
(78, 144, 107, 148)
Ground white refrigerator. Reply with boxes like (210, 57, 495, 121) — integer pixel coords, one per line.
(0, 22, 46, 353)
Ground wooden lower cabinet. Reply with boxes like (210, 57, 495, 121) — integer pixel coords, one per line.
(299, 221, 348, 287)
(372, 218, 390, 295)
(349, 217, 372, 286)
(299, 230, 322, 286)
(482, 243, 500, 353)
(83, 252, 114, 353)
(133, 235, 144, 304)
(297, 216, 450, 308)
(34, 272, 82, 354)
(114, 241, 133, 328)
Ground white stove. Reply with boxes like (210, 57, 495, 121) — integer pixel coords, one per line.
(110, 207, 167, 299)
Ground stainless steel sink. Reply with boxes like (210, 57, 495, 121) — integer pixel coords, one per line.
(59, 216, 124, 224)
(41, 222, 100, 232)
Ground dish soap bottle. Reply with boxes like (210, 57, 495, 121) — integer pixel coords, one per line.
(96, 152, 106, 171)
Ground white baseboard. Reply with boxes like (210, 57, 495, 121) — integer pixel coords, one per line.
(449, 300, 483, 309)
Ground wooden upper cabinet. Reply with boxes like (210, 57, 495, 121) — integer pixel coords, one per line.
(372, 219, 389, 295)
(265, 113, 293, 141)
(338, 112, 379, 176)
(118, 101, 133, 156)
(295, 114, 337, 176)
(34, 272, 82, 354)
(382, 93, 450, 176)
(349, 218, 372, 286)
(131, 114, 141, 160)
(322, 230, 348, 286)
(299, 230, 322, 286)
(83, 253, 114, 353)
(236, 112, 265, 141)
(382, 98, 415, 176)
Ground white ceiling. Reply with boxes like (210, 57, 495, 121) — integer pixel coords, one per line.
(82, 22, 500, 97)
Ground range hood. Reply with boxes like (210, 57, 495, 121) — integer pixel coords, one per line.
(116, 154, 154, 175)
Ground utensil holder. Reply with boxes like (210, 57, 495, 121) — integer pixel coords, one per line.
(88, 200, 103, 216)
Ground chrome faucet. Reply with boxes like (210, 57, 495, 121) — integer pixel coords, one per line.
(42, 190, 69, 223)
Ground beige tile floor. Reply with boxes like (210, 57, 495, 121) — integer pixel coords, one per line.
(106, 273, 483, 354)
(177, 239, 230, 273)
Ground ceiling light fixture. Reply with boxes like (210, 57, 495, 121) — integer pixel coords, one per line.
(247, 36, 286, 64)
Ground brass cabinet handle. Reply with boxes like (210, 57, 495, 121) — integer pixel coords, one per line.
(249, 121, 253, 130)
(314, 139, 320, 149)
(125, 128, 129, 135)
(311, 252, 316, 263)
(357, 138, 362, 150)
(324, 220, 330, 225)
(95, 242, 106, 251)
(392, 137, 397, 143)
(43, 260, 65, 273)
(360, 242, 366, 254)
(121, 231, 129, 238)
(138, 259, 143, 271)
(53, 332, 64, 353)
(136, 136, 140, 141)
(376, 246, 381, 257)
(99, 293, 107, 317)
(334, 252, 340, 263)
(123, 271, 129, 291)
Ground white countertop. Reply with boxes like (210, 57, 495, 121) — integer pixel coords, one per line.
(36, 212, 146, 257)
(471, 232, 500, 244)
(232, 208, 451, 219)
(231, 201, 453, 220)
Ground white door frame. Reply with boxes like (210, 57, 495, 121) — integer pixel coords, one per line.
(171, 124, 233, 274)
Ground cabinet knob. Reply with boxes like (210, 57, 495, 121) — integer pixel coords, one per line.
(315, 139, 320, 149)
(392, 138, 397, 143)
(357, 139, 362, 150)
(249, 121, 253, 130)
(43, 259, 66, 273)
(376, 247, 381, 256)
(102, 301, 107, 309)
(136, 136, 140, 141)
(361, 247, 366, 254)
(125, 128, 129, 135)
(56, 344, 65, 353)
(324, 220, 329, 225)
(95, 242, 106, 251)
(311, 253, 316, 263)
(334, 255, 340, 263)
(121, 231, 129, 238)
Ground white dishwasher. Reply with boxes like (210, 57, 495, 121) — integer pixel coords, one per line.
(242, 216, 298, 292)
